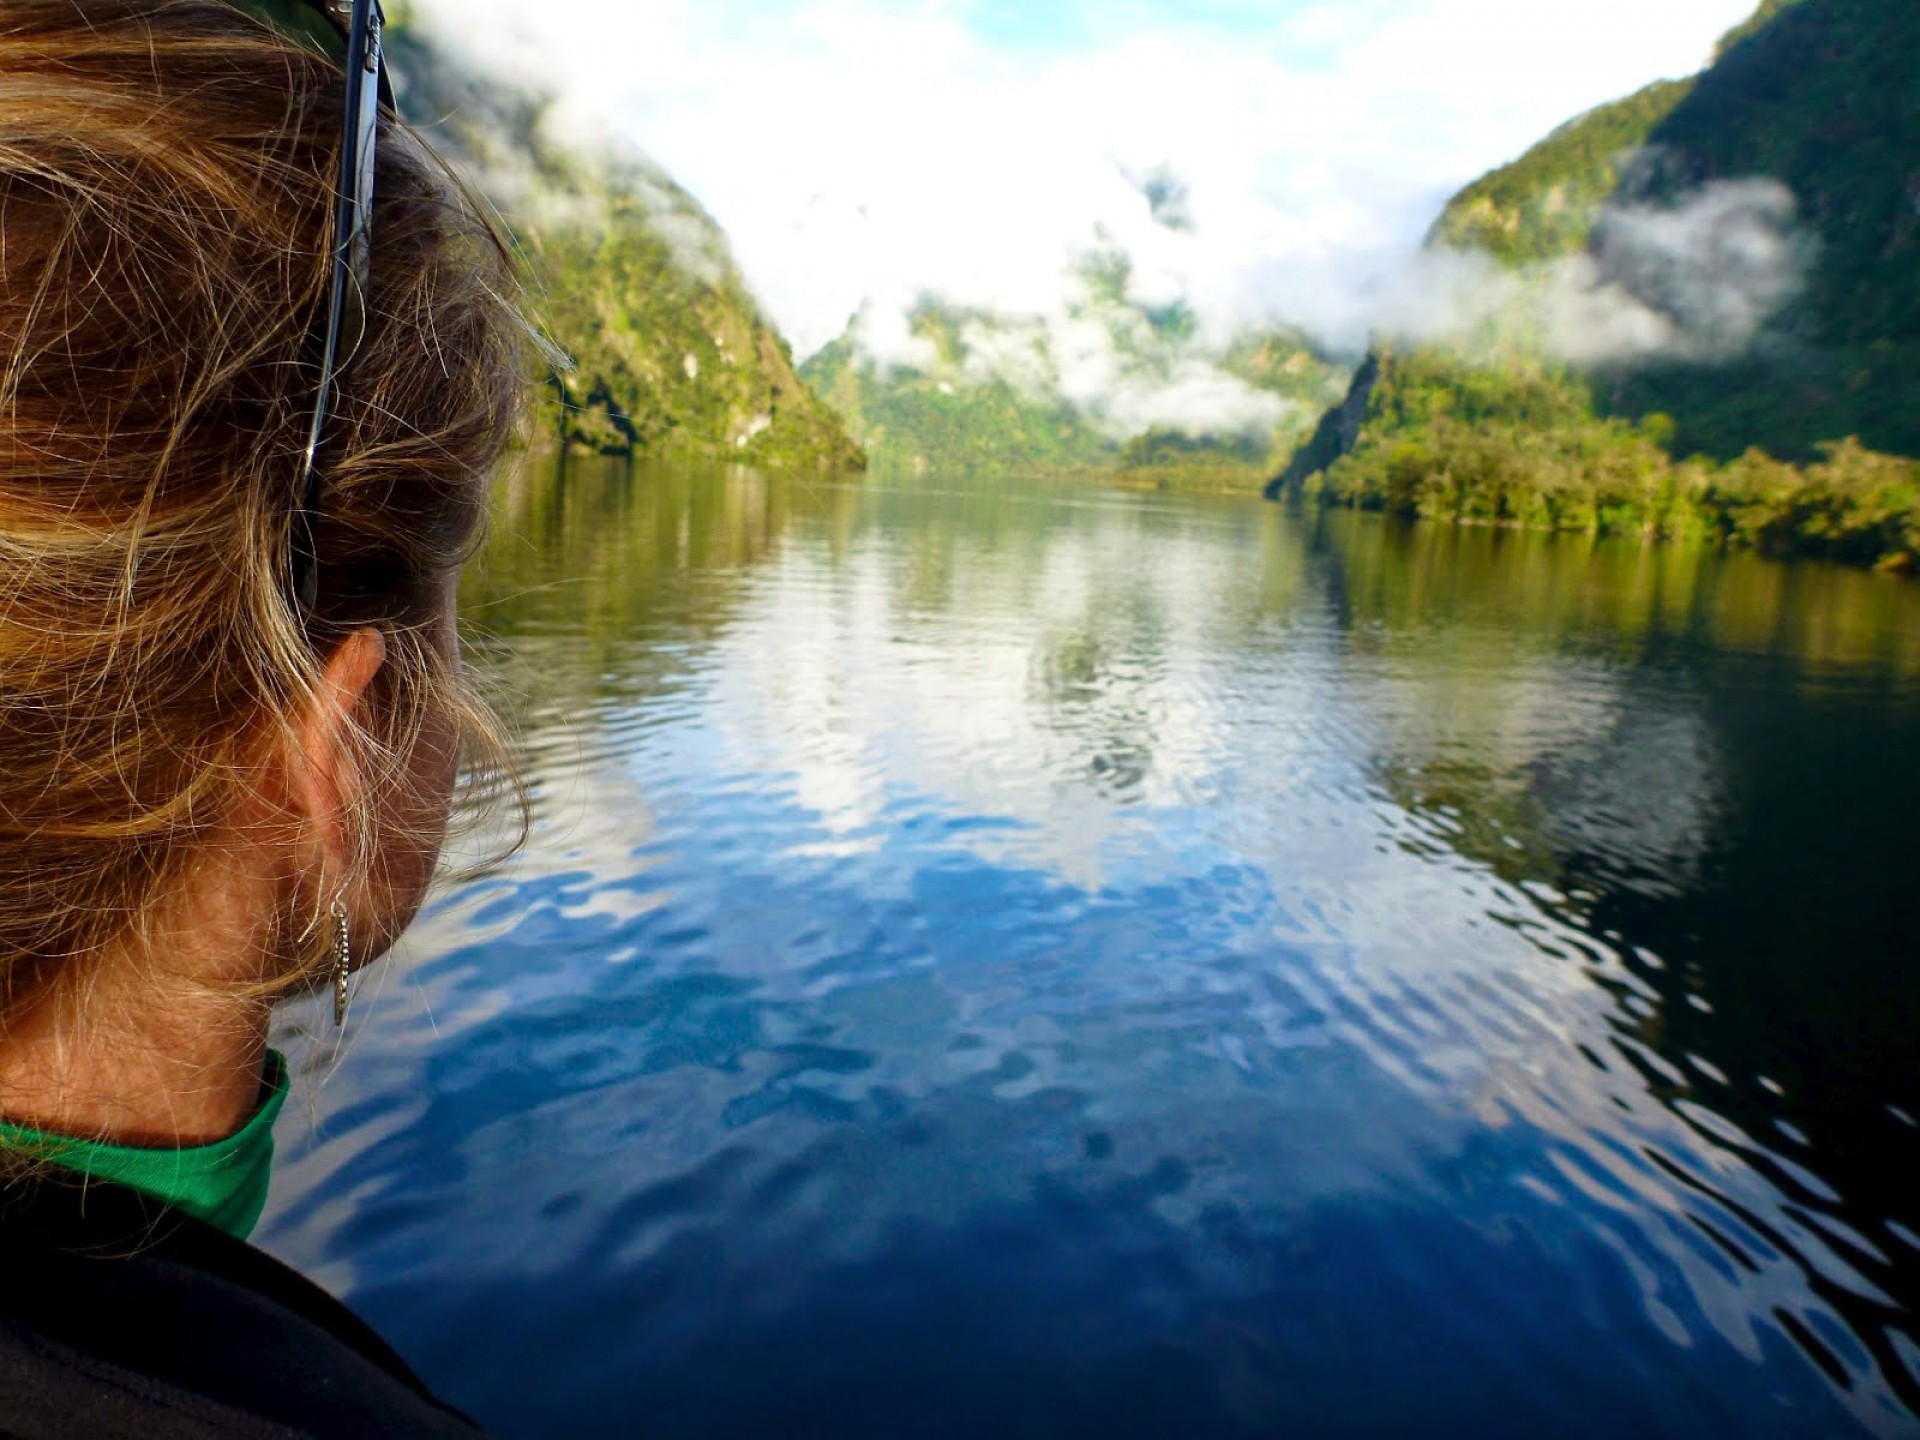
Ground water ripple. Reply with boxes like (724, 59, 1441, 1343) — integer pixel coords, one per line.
(263, 465, 1920, 1438)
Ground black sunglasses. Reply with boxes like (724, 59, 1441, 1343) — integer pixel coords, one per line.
(228, 0, 392, 611)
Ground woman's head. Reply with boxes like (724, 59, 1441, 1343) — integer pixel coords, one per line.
(0, 0, 529, 1034)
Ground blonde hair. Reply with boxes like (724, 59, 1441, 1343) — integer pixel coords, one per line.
(0, 0, 530, 1028)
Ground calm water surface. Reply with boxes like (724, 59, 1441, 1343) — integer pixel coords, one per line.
(261, 462, 1920, 1438)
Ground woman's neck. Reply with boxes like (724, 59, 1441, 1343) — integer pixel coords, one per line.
(0, 847, 280, 1147)
(0, 993, 273, 1147)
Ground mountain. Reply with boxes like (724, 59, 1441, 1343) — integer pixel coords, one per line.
(1602, 0, 1920, 459)
(1426, 79, 1694, 266)
(802, 302, 1120, 478)
(1272, 0, 1919, 572)
(384, 11, 864, 471)
(800, 254, 1350, 492)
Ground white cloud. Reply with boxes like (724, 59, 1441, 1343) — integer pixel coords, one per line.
(410, 0, 1765, 358)
(1047, 311, 1291, 439)
(1374, 178, 1810, 365)
(1589, 176, 1809, 355)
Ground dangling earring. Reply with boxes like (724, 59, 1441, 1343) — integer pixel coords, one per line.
(330, 897, 352, 1027)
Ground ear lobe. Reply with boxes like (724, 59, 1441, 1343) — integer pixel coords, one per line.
(292, 626, 389, 873)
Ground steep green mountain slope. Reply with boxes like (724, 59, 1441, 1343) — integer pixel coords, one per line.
(1607, 0, 1920, 459)
(385, 15, 863, 470)
(1273, 0, 1920, 571)
(801, 274, 1348, 490)
(1428, 79, 1695, 266)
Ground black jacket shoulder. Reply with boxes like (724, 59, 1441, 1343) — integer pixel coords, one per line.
(0, 1176, 488, 1439)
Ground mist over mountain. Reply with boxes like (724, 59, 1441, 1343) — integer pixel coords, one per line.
(801, 241, 1350, 486)
(1270, 0, 1919, 572)
(1407, 0, 1915, 458)
(385, 7, 863, 470)
(1601, 0, 1920, 458)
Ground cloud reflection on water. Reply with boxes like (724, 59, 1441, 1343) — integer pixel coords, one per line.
(264, 460, 1920, 1436)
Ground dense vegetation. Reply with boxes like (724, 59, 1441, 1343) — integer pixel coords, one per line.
(1296, 349, 1918, 571)
(1607, 0, 1920, 460)
(386, 15, 863, 470)
(1427, 80, 1694, 266)
(1276, 0, 1920, 573)
(802, 305, 1119, 478)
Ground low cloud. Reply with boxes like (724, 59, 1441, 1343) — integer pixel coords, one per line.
(402, 3, 1800, 437)
(1053, 329, 1290, 438)
(1591, 177, 1808, 355)
(849, 255, 1292, 442)
(396, 26, 736, 288)
(408, 0, 1762, 365)
(1372, 178, 1811, 365)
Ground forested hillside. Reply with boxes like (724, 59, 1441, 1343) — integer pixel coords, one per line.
(385, 12, 864, 470)
(802, 304, 1120, 478)
(1273, 0, 1920, 572)
(1607, 0, 1920, 459)
(1427, 79, 1694, 266)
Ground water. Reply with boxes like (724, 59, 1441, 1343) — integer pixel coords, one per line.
(260, 460, 1920, 1438)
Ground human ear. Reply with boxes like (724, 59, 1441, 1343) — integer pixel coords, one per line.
(290, 626, 389, 876)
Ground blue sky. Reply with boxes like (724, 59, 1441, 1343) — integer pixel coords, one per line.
(423, 0, 1766, 358)
(960, 0, 1300, 50)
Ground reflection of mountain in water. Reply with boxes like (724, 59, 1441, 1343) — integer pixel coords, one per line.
(1525, 704, 1721, 898)
(1316, 512, 1920, 1417)
(268, 460, 1920, 1433)
(1374, 658, 1726, 904)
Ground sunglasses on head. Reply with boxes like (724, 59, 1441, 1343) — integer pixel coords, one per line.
(227, 0, 393, 611)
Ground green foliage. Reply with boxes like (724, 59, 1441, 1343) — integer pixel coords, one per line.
(1294, 352, 1918, 571)
(1608, 0, 1920, 460)
(1075, 250, 1135, 310)
(1712, 0, 1808, 58)
(801, 322, 1117, 477)
(1121, 428, 1267, 469)
(518, 193, 862, 470)
(1428, 79, 1696, 266)
(1112, 427, 1272, 493)
(385, 21, 863, 471)
(1218, 329, 1355, 461)
(1284, 0, 1920, 572)
(1421, 0, 1920, 460)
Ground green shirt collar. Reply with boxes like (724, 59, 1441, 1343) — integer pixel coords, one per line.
(0, 1051, 289, 1241)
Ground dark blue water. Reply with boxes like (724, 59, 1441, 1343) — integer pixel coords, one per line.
(261, 463, 1920, 1438)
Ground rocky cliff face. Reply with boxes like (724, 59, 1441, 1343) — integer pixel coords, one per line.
(385, 15, 865, 471)
(1264, 355, 1378, 499)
